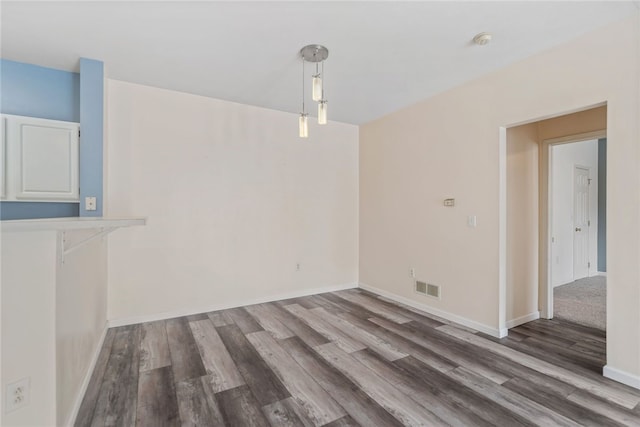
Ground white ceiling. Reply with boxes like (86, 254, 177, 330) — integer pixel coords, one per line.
(2, 1, 637, 124)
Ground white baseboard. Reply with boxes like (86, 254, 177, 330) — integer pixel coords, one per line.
(358, 282, 506, 338)
(595, 271, 607, 277)
(506, 311, 540, 329)
(108, 282, 358, 328)
(66, 322, 109, 426)
(603, 365, 640, 390)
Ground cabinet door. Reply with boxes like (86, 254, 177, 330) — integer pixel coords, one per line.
(8, 116, 79, 201)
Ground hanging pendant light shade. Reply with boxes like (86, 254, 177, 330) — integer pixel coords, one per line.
(318, 101, 327, 125)
(312, 75, 322, 102)
(317, 60, 327, 125)
(299, 114, 309, 137)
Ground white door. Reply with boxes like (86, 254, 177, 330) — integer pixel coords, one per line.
(573, 166, 590, 279)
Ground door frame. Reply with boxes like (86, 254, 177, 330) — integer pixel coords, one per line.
(541, 130, 605, 319)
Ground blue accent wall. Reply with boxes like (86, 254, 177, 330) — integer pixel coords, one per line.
(598, 138, 607, 272)
(0, 203, 79, 220)
(0, 59, 80, 122)
(0, 59, 81, 219)
(79, 58, 104, 217)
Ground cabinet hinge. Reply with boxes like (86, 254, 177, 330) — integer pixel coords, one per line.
(588, 220, 591, 226)
(588, 262, 591, 268)
(78, 129, 81, 138)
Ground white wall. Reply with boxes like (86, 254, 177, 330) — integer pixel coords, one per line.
(551, 139, 599, 287)
(0, 229, 109, 427)
(106, 80, 359, 323)
(360, 14, 640, 380)
(56, 231, 108, 426)
(506, 124, 539, 326)
(1, 231, 57, 427)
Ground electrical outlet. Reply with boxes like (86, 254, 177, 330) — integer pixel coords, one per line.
(410, 268, 416, 278)
(296, 263, 301, 271)
(85, 196, 97, 211)
(6, 378, 29, 412)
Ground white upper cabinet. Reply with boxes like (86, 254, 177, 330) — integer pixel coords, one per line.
(2, 114, 80, 202)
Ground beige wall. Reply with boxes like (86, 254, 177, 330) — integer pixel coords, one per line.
(360, 14, 639, 380)
(106, 80, 359, 323)
(506, 124, 539, 325)
(538, 105, 607, 141)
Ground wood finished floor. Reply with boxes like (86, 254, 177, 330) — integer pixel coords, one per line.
(76, 289, 640, 426)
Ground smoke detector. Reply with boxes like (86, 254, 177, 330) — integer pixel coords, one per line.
(473, 32, 492, 46)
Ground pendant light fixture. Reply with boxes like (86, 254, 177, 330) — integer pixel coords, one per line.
(299, 114, 308, 138)
(312, 61, 322, 102)
(318, 100, 328, 125)
(299, 56, 308, 138)
(317, 60, 328, 125)
(299, 44, 329, 136)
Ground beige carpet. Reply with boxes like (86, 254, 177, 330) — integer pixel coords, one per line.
(554, 276, 606, 331)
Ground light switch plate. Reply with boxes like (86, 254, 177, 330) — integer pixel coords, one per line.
(85, 196, 97, 211)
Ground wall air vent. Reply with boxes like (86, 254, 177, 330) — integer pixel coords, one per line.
(415, 280, 440, 299)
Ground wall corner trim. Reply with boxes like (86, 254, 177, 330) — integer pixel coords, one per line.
(66, 321, 109, 427)
(358, 282, 505, 338)
(108, 282, 359, 328)
(603, 365, 640, 390)
(505, 311, 541, 329)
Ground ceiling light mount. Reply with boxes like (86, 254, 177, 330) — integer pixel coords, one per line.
(300, 44, 329, 62)
(473, 32, 492, 46)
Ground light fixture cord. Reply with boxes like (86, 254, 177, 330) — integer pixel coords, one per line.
(321, 60, 325, 99)
(302, 55, 305, 114)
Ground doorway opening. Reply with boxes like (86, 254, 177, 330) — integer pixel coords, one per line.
(503, 104, 607, 335)
(549, 138, 606, 331)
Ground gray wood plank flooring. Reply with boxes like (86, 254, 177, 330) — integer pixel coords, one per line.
(262, 397, 311, 427)
(90, 325, 141, 427)
(166, 318, 207, 383)
(139, 321, 171, 372)
(75, 328, 116, 427)
(135, 366, 180, 427)
(175, 375, 225, 426)
(77, 289, 640, 426)
(189, 319, 245, 393)
(247, 331, 347, 425)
